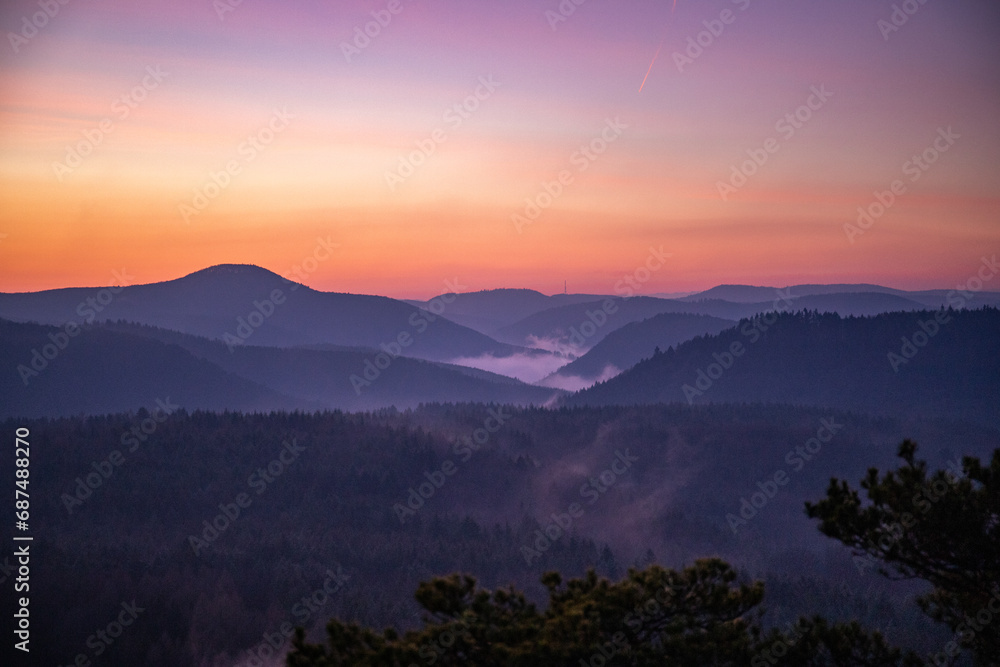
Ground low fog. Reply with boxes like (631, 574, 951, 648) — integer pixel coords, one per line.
(449, 350, 573, 384)
(537, 364, 622, 392)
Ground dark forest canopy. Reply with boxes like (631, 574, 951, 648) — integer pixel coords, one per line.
(1, 405, 995, 665)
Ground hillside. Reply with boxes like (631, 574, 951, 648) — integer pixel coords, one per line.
(5, 404, 992, 665)
(0, 319, 561, 418)
(101, 320, 562, 411)
(540, 312, 735, 390)
(568, 308, 1000, 425)
(405, 288, 605, 336)
(0, 264, 527, 364)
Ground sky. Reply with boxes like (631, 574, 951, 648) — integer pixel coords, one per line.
(1, 0, 998, 299)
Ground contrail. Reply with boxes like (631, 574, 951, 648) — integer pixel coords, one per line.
(638, 41, 664, 93)
(638, 0, 677, 93)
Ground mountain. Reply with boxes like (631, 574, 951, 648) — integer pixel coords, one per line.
(0, 318, 305, 418)
(496, 291, 942, 353)
(0, 265, 526, 364)
(683, 283, 1000, 310)
(12, 404, 995, 664)
(773, 292, 928, 316)
(568, 308, 1000, 425)
(681, 283, 909, 303)
(540, 312, 735, 390)
(99, 321, 562, 411)
(405, 288, 615, 336)
(901, 289, 1000, 309)
(490, 295, 792, 349)
(492, 296, 714, 349)
(0, 318, 562, 418)
(411, 285, 932, 343)
(674, 292, 929, 320)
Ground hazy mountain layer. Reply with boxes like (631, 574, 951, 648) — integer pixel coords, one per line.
(0, 319, 562, 418)
(569, 308, 1000, 426)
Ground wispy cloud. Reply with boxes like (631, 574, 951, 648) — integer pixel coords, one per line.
(537, 364, 621, 392)
(449, 351, 571, 384)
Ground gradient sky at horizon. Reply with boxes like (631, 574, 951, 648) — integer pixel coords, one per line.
(1, 0, 998, 298)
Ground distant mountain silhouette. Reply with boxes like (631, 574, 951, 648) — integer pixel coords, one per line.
(0, 265, 526, 363)
(568, 308, 1000, 425)
(0, 318, 562, 418)
(405, 288, 612, 336)
(541, 312, 735, 388)
(681, 283, 908, 303)
(682, 283, 1000, 310)
(492, 296, 714, 348)
(468, 292, 947, 352)
(0, 318, 304, 418)
(773, 292, 928, 316)
(99, 321, 562, 412)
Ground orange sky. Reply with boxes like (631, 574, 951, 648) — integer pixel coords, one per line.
(1, 0, 998, 298)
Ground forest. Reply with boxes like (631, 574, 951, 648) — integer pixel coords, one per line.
(2, 403, 996, 665)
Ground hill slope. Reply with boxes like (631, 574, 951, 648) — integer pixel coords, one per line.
(101, 321, 562, 411)
(0, 318, 304, 418)
(405, 288, 606, 336)
(0, 264, 524, 363)
(568, 308, 1000, 425)
(9, 404, 994, 664)
(540, 312, 735, 390)
(0, 319, 562, 417)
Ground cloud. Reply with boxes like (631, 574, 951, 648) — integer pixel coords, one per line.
(449, 351, 571, 384)
(525, 334, 586, 357)
(537, 364, 622, 392)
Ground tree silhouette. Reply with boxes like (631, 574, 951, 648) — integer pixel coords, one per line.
(806, 441, 1000, 664)
(286, 558, 921, 666)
